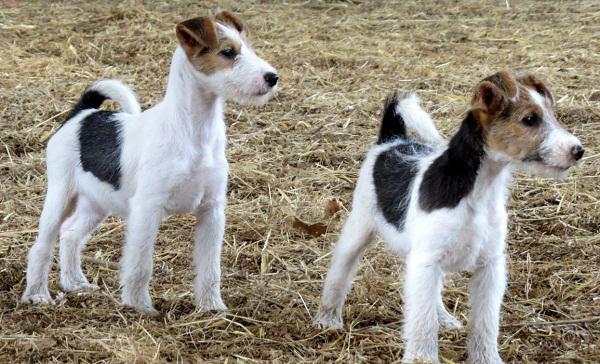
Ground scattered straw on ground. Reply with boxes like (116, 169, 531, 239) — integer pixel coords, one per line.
(1, 1, 599, 362)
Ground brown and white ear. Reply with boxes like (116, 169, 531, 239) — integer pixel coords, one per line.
(471, 80, 508, 125)
(176, 17, 218, 58)
(215, 10, 250, 37)
(516, 71, 555, 105)
(482, 71, 518, 99)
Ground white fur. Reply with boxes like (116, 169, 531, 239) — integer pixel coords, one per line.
(396, 93, 444, 146)
(314, 93, 581, 363)
(22, 25, 277, 315)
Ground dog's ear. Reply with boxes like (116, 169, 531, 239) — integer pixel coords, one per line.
(482, 71, 518, 98)
(517, 71, 554, 105)
(176, 17, 218, 58)
(472, 71, 516, 125)
(215, 10, 250, 37)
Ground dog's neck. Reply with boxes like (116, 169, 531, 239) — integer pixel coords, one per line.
(419, 112, 511, 211)
(469, 156, 511, 206)
(161, 46, 224, 143)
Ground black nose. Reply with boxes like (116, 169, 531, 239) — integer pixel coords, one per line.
(571, 145, 584, 161)
(264, 72, 278, 87)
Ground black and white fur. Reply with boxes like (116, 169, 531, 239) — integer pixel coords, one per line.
(314, 91, 583, 363)
(21, 17, 278, 315)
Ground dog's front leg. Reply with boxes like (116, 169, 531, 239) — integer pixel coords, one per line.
(467, 254, 506, 364)
(120, 202, 163, 315)
(402, 255, 443, 364)
(193, 201, 227, 312)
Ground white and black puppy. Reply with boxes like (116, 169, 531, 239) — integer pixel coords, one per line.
(21, 11, 278, 315)
(314, 71, 583, 363)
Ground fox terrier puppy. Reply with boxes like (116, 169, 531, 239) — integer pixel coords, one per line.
(314, 71, 583, 363)
(22, 11, 278, 315)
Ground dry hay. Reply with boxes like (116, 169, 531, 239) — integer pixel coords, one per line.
(1, 0, 599, 362)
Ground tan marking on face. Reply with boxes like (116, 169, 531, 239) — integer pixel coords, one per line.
(176, 15, 245, 75)
(176, 17, 218, 59)
(188, 35, 241, 75)
(486, 86, 546, 159)
(471, 71, 559, 160)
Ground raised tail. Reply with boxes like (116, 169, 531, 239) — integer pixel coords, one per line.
(65, 79, 141, 121)
(377, 91, 407, 144)
(377, 91, 444, 145)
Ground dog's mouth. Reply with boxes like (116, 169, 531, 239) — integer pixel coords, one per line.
(519, 155, 575, 177)
(541, 163, 571, 172)
(522, 153, 573, 172)
(254, 86, 277, 97)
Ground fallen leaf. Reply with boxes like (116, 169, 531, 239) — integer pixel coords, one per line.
(285, 216, 327, 237)
(324, 199, 342, 218)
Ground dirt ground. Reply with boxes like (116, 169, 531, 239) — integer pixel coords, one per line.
(1, 1, 599, 363)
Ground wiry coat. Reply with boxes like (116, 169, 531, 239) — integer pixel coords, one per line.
(22, 12, 278, 315)
(315, 72, 583, 364)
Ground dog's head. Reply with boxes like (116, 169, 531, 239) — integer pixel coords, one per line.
(470, 70, 584, 177)
(175, 11, 278, 106)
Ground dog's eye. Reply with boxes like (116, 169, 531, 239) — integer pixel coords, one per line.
(521, 114, 540, 127)
(220, 49, 237, 59)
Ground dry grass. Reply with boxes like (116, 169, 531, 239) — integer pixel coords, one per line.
(1, 0, 599, 362)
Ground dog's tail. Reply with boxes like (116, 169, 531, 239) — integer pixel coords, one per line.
(66, 79, 141, 120)
(377, 91, 444, 145)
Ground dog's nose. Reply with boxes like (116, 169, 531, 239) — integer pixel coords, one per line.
(571, 145, 584, 161)
(263, 72, 278, 87)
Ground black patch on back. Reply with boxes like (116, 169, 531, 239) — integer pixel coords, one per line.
(78, 111, 122, 189)
(373, 140, 432, 228)
(377, 92, 407, 144)
(419, 111, 485, 211)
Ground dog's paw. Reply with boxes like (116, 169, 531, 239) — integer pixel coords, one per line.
(122, 301, 160, 317)
(122, 291, 158, 316)
(60, 277, 99, 292)
(313, 308, 343, 330)
(137, 305, 160, 317)
(438, 311, 463, 330)
(196, 297, 228, 312)
(467, 352, 504, 364)
(21, 292, 55, 305)
(401, 353, 440, 364)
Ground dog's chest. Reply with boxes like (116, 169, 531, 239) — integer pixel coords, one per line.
(163, 151, 228, 214)
(440, 225, 483, 271)
(439, 206, 506, 272)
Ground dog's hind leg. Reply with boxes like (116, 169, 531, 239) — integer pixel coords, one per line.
(437, 275, 463, 330)
(437, 295, 463, 330)
(59, 196, 106, 292)
(314, 206, 374, 329)
(22, 179, 76, 304)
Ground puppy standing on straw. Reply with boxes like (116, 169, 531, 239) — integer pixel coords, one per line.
(315, 71, 584, 363)
(22, 11, 278, 315)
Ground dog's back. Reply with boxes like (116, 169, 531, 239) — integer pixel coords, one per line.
(371, 94, 435, 229)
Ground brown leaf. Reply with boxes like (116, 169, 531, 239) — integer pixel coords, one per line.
(285, 216, 328, 237)
(323, 199, 342, 218)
